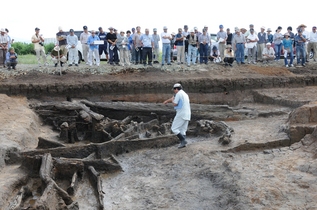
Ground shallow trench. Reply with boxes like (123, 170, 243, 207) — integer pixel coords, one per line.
(3, 81, 317, 210)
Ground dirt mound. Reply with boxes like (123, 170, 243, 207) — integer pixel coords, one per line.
(248, 65, 293, 76)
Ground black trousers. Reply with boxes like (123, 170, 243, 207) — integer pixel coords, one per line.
(142, 47, 152, 64)
(224, 57, 234, 64)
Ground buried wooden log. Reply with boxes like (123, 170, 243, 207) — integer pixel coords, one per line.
(37, 137, 66, 149)
(67, 172, 79, 196)
(37, 153, 75, 207)
(8, 186, 32, 210)
(88, 166, 105, 210)
(20, 135, 178, 160)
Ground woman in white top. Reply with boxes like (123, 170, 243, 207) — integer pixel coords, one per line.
(273, 26, 283, 61)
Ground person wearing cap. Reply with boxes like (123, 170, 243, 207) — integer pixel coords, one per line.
(232, 27, 246, 65)
(0, 28, 8, 67)
(198, 29, 211, 64)
(186, 29, 199, 67)
(80, 26, 91, 64)
(87, 30, 100, 66)
(116, 30, 130, 67)
(224, 45, 234, 67)
(307, 26, 317, 61)
(106, 27, 119, 65)
(273, 26, 283, 61)
(56, 26, 68, 58)
(161, 26, 172, 66)
(175, 28, 186, 64)
(51, 45, 66, 67)
(298, 24, 309, 62)
(282, 33, 294, 67)
(267, 28, 273, 44)
(98, 27, 109, 62)
(217, 25, 228, 60)
(66, 29, 79, 67)
(140, 28, 154, 66)
(5, 47, 17, 70)
(256, 26, 267, 62)
(210, 45, 221, 63)
(295, 28, 307, 67)
(152, 28, 160, 64)
(163, 83, 191, 149)
(183, 25, 189, 56)
(133, 26, 143, 65)
(246, 28, 259, 64)
(262, 43, 275, 63)
(31, 27, 47, 67)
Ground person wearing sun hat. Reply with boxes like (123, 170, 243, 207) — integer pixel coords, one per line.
(224, 45, 234, 66)
(295, 28, 307, 67)
(262, 43, 275, 63)
(163, 83, 191, 149)
(106, 26, 119, 65)
(267, 28, 273, 43)
(298, 24, 309, 62)
(282, 32, 294, 67)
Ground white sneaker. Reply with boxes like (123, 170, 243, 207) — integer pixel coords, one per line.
(290, 64, 294, 67)
(285, 64, 289, 67)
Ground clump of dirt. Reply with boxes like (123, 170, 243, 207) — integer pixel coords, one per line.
(248, 65, 293, 76)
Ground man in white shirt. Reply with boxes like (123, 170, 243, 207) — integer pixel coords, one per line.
(308, 26, 317, 61)
(80, 25, 91, 64)
(262, 43, 275, 63)
(0, 28, 8, 67)
(246, 29, 258, 64)
(161, 26, 172, 66)
(163, 83, 191, 148)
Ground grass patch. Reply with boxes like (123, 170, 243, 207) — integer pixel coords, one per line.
(18, 54, 39, 64)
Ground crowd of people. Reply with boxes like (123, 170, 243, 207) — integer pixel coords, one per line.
(0, 23, 316, 70)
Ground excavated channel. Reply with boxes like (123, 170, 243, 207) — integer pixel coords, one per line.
(2, 70, 317, 209)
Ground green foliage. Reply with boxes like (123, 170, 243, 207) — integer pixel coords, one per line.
(18, 54, 38, 64)
(11, 42, 55, 55)
(45, 43, 55, 53)
(11, 42, 35, 55)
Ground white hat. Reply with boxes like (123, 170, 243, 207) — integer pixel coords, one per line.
(171, 32, 176, 36)
(194, 27, 198, 30)
(108, 26, 114, 30)
(234, 27, 239, 32)
(190, 29, 194, 33)
(172, 83, 182, 90)
(267, 28, 272, 32)
(54, 46, 60, 51)
(163, 26, 168, 29)
(58, 26, 63, 31)
(0, 28, 5, 32)
(266, 43, 271, 46)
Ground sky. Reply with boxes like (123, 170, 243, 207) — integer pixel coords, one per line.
(3, 0, 317, 43)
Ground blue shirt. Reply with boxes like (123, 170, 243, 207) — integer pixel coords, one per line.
(87, 35, 100, 50)
(140, 34, 153, 48)
(295, 34, 306, 46)
(6, 51, 17, 62)
(268, 34, 273, 43)
(282, 38, 293, 51)
(175, 33, 184, 46)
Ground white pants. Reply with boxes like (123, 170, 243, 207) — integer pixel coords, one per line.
(35, 48, 46, 64)
(82, 44, 89, 63)
(68, 47, 78, 64)
(176, 46, 185, 63)
(88, 48, 100, 65)
(171, 114, 189, 136)
(52, 56, 66, 64)
(119, 49, 130, 66)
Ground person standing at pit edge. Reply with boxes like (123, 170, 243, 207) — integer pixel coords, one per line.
(163, 83, 191, 149)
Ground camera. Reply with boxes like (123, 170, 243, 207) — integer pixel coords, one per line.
(229, 49, 232, 52)
(39, 42, 44, 46)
